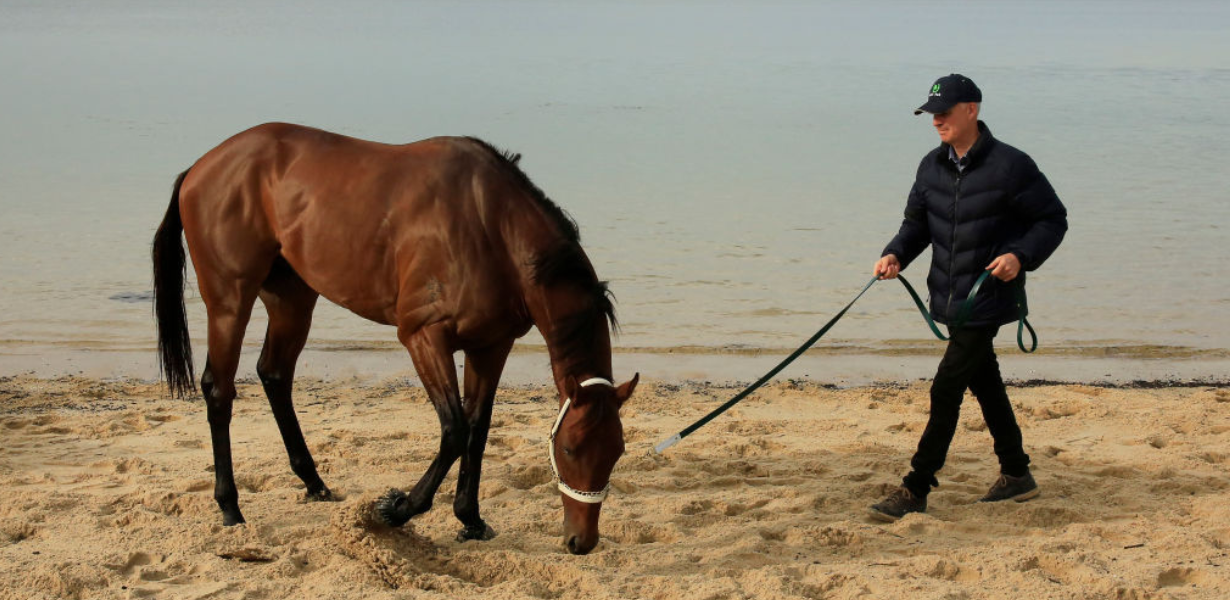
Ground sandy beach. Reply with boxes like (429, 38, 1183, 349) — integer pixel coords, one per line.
(2, 374, 1227, 599)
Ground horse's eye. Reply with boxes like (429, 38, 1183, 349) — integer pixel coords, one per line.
(563, 447, 574, 457)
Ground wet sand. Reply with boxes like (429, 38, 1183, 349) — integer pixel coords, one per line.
(4, 342, 1229, 388)
(2, 375, 1228, 599)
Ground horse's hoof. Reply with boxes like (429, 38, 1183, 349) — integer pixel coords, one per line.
(456, 523, 496, 542)
(374, 489, 412, 527)
(305, 485, 336, 502)
(221, 510, 246, 527)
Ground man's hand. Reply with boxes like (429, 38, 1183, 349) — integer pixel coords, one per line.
(874, 254, 901, 280)
(987, 253, 1022, 281)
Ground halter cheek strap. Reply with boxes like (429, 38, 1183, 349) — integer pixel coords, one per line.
(549, 377, 615, 504)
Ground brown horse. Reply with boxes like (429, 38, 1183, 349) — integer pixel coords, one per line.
(152, 123, 637, 555)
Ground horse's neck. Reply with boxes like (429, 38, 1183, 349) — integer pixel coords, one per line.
(512, 250, 610, 392)
(500, 197, 612, 394)
(526, 283, 613, 395)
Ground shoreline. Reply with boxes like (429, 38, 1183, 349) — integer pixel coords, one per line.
(5, 337, 1228, 359)
(2, 372, 1228, 397)
(4, 345, 1229, 389)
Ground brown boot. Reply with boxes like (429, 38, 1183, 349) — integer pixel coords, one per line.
(869, 486, 926, 522)
(980, 471, 1040, 503)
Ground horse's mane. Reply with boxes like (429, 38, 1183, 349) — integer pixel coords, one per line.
(464, 137, 579, 244)
(465, 137, 619, 371)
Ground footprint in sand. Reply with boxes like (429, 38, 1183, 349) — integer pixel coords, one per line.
(1145, 435, 1170, 449)
(503, 465, 551, 490)
(678, 499, 715, 516)
(618, 453, 667, 474)
(917, 557, 981, 583)
(27, 561, 111, 599)
(90, 457, 162, 477)
(698, 459, 770, 479)
(621, 425, 650, 443)
(1019, 554, 1076, 583)
(107, 551, 153, 576)
(493, 413, 543, 428)
(609, 477, 638, 494)
(757, 527, 786, 542)
(1202, 527, 1230, 549)
(184, 479, 213, 493)
(1157, 567, 1211, 589)
(112, 489, 214, 520)
(107, 551, 195, 583)
(1094, 465, 1141, 479)
(1028, 399, 1086, 420)
(782, 525, 862, 548)
(722, 498, 770, 517)
(1041, 445, 1065, 458)
(145, 412, 181, 424)
(722, 439, 787, 458)
(1014, 505, 1088, 528)
(602, 520, 679, 544)
(0, 520, 36, 544)
(234, 473, 276, 494)
(487, 434, 532, 453)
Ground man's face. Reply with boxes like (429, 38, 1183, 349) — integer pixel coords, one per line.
(931, 102, 979, 146)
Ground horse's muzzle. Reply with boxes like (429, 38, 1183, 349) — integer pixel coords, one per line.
(566, 533, 598, 555)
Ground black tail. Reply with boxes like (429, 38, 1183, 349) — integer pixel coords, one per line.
(152, 170, 196, 398)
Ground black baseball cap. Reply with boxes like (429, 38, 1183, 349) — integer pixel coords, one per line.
(914, 74, 982, 115)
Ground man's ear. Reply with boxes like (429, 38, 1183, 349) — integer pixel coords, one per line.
(615, 373, 639, 408)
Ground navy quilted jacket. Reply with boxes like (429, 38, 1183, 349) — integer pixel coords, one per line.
(883, 122, 1068, 327)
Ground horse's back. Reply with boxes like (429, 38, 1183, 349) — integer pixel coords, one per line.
(179, 124, 520, 329)
(183, 123, 485, 221)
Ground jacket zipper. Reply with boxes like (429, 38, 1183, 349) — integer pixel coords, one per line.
(946, 169, 961, 320)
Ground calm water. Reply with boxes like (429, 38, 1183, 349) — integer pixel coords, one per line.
(2, 1, 1229, 380)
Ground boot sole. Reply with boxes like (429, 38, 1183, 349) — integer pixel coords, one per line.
(981, 486, 1041, 503)
(1011, 487, 1040, 502)
(868, 507, 903, 523)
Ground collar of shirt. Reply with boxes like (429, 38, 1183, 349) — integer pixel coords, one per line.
(948, 145, 970, 173)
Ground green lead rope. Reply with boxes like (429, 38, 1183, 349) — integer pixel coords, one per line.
(897, 269, 1036, 353)
(653, 270, 1037, 454)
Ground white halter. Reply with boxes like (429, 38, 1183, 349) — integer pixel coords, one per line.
(548, 377, 615, 504)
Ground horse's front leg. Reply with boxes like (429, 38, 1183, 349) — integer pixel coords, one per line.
(453, 340, 514, 542)
(376, 323, 465, 527)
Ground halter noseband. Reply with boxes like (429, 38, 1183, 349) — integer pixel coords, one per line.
(548, 377, 615, 504)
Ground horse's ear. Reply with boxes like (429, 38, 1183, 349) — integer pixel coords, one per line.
(615, 373, 639, 408)
(564, 375, 581, 405)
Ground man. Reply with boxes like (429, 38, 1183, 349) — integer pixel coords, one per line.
(869, 74, 1067, 522)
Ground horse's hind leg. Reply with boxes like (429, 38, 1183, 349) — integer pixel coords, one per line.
(453, 339, 514, 542)
(200, 278, 262, 526)
(256, 260, 331, 501)
(376, 323, 466, 527)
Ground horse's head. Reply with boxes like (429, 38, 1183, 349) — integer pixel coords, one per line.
(549, 373, 638, 554)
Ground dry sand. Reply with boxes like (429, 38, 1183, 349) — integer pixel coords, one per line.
(1, 374, 1228, 599)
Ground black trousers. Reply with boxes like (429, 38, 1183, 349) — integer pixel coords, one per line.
(902, 325, 1030, 497)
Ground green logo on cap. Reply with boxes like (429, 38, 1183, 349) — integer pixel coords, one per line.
(932, 84, 941, 94)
